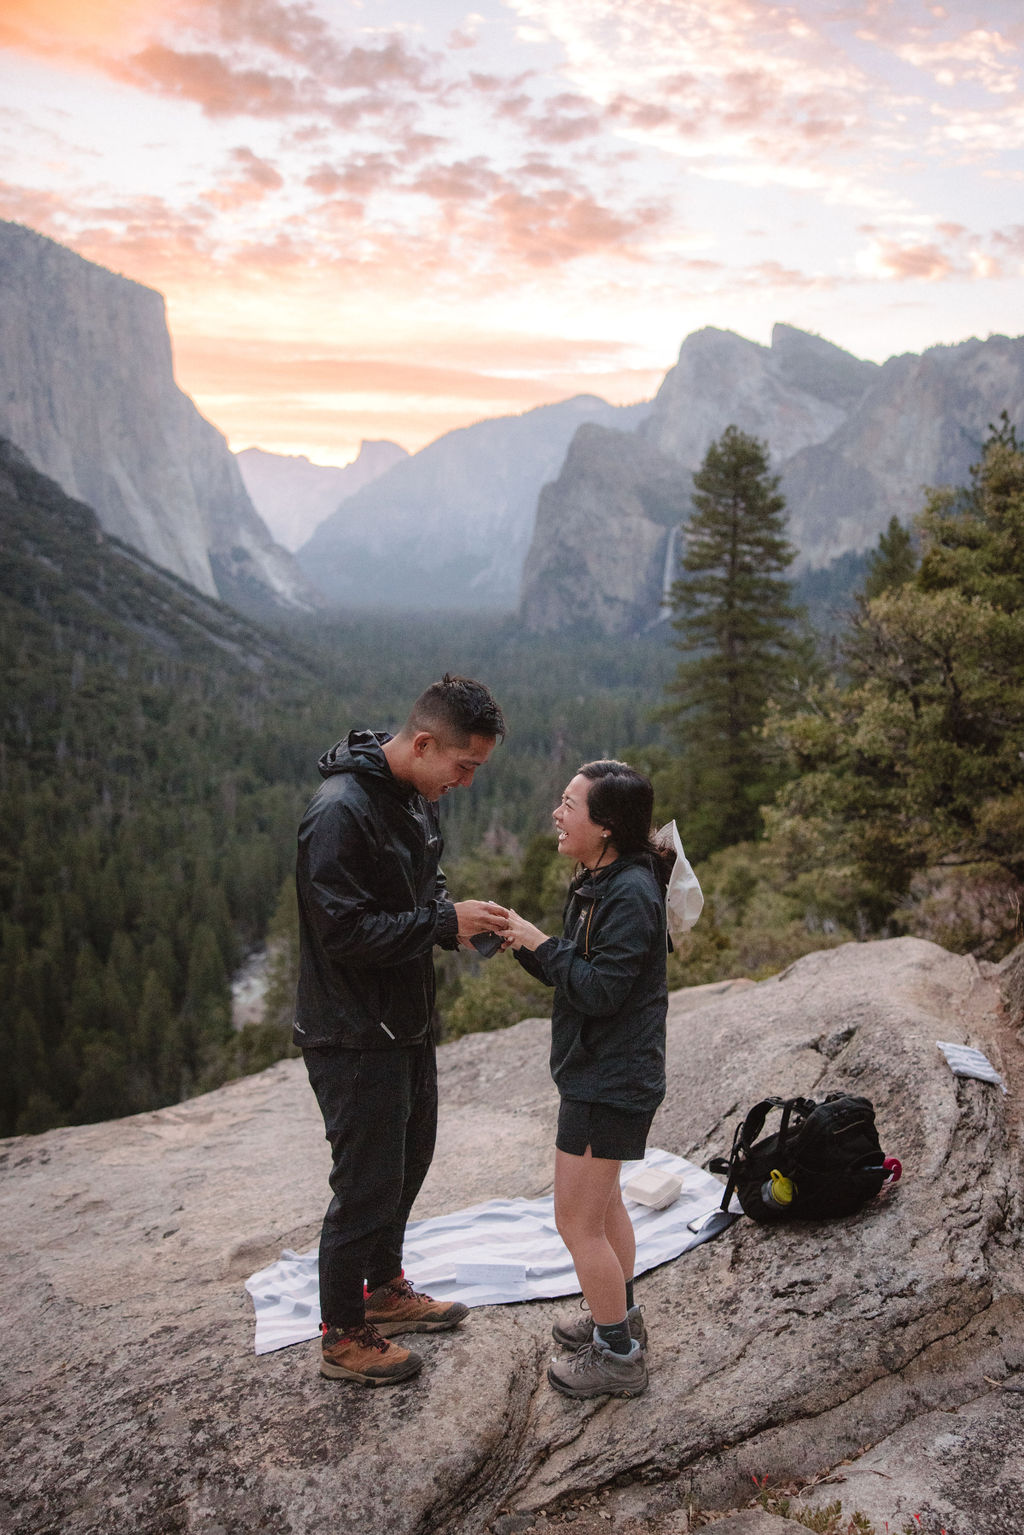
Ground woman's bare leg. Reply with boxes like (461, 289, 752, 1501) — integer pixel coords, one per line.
(603, 1178, 636, 1291)
(554, 1147, 632, 1325)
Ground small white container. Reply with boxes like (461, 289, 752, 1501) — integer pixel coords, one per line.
(455, 1260, 528, 1286)
(623, 1169, 683, 1210)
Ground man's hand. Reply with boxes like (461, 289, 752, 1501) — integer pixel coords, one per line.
(454, 900, 510, 947)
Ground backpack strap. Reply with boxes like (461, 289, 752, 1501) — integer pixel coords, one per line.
(708, 1097, 812, 1214)
(708, 1098, 783, 1212)
(740, 1097, 785, 1150)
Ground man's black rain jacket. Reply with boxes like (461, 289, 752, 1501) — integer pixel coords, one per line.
(293, 730, 459, 1050)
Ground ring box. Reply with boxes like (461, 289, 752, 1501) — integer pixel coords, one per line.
(623, 1169, 683, 1210)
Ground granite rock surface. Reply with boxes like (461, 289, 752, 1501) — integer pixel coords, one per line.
(1, 938, 1021, 1535)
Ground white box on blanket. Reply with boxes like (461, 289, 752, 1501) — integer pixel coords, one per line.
(624, 1169, 683, 1209)
(455, 1260, 528, 1286)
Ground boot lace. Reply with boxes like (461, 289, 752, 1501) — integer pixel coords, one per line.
(386, 1277, 433, 1302)
(569, 1341, 602, 1374)
(325, 1322, 389, 1354)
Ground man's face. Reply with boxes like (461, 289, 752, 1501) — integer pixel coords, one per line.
(409, 731, 497, 802)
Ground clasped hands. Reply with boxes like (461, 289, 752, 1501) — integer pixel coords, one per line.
(453, 900, 549, 954)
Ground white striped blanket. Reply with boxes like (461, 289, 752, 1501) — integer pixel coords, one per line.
(245, 1148, 733, 1355)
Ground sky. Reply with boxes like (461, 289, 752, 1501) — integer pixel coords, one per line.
(2, 0, 1022, 466)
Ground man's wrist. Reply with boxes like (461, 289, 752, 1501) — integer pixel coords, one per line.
(436, 898, 459, 947)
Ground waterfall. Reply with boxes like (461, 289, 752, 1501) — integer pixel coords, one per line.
(645, 524, 679, 629)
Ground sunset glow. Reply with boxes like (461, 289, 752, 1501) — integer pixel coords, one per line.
(2, 0, 1022, 465)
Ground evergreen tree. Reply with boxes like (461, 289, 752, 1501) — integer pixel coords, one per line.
(860, 516, 917, 600)
(665, 424, 807, 856)
(765, 419, 1024, 952)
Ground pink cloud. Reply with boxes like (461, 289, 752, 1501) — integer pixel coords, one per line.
(230, 146, 283, 191)
(992, 224, 1024, 257)
(517, 156, 573, 181)
(863, 222, 1014, 284)
(873, 240, 955, 281)
(203, 0, 336, 69)
(608, 96, 675, 132)
(742, 259, 835, 290)
(116, 44, 303, 117)
(531, 91, 604, 143)
(202, 0, 436, 90)
(411, 158, 503, 206)
(0, 181, 70, 236)
(486, 188, 662, 267)
(305, 154, 399, 199)
(201, 147, 284, 210)
(489, 85, 604, 143)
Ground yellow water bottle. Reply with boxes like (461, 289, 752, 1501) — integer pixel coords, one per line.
(761, 1168, 795, 1209)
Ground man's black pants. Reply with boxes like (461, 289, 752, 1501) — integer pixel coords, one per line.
(303, 1036, 437, 1330)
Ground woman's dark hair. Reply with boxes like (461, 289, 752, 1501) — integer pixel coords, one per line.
(577, 759, 671, 891)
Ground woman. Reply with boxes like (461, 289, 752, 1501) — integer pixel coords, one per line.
(500, 760, 671, 1400)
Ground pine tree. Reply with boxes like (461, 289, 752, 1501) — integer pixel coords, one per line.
(860, 516, 917, 600)
(665, 425, 806, 856)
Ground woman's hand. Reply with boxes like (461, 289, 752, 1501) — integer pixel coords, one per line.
(500, 907, 549, 953)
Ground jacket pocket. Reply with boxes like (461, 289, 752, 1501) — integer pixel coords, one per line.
(378, 963, 433, 1042)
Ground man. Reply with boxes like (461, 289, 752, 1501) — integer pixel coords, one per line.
(295, 674, 508, 1385)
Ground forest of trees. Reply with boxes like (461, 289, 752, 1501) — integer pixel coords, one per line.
(764, 413, 1024, 954)
(0, 438, 678, 1133)
(2, 416, 1021, 1136)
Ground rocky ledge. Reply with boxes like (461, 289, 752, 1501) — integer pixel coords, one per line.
(1, 937, 1022, 1535)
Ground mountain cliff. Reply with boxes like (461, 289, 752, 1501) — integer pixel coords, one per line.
(639, 322, 877, 469)
(296, 394, 652, 610)
(519, 425, 688, 634)
(520, 324, 1024, 633)
(781, 333, 1024, 566)
(0, 221, 317, 618)
(236, 439, 408, 551)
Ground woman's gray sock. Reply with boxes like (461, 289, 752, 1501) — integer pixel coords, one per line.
(594, 1318, 633, 1355)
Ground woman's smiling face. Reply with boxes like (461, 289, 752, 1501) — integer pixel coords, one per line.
(552, 773, 611, 867)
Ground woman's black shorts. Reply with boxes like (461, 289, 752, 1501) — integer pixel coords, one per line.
(556, 1098, 655, 1162)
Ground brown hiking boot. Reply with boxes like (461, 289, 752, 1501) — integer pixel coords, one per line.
(364, 1275, 469, 1336)
(319, 1321, 423, 1385)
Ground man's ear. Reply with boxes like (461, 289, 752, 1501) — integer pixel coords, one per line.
(411, 731, 435, 757)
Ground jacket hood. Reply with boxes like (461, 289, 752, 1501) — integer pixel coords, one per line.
(571, 851, 665, 902)
(318, 729, 395, 783)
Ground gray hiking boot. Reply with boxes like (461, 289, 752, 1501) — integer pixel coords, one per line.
(547, 1337, 648, 1400)
(551, 1303, 647, 1352)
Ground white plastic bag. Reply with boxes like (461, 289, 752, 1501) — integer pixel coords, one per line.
(655, 820, 704, 941)
(936, 1040, 1007, 1093)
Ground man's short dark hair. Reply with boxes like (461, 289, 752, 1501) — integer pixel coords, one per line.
(406, 674, 506, 743)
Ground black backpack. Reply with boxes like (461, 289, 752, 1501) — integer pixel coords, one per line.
(708, 1094, 888, 1224)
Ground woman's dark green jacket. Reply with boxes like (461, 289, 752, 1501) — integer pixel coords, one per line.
(514, 853, 667, 1114)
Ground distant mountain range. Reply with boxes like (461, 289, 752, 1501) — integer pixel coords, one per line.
(521, 324, 1024, 633)
(5, 219, 1022, 636)
(237, 440, 407, 552)
(292, 395, 652, 610)
(0, 221, 316, 619)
